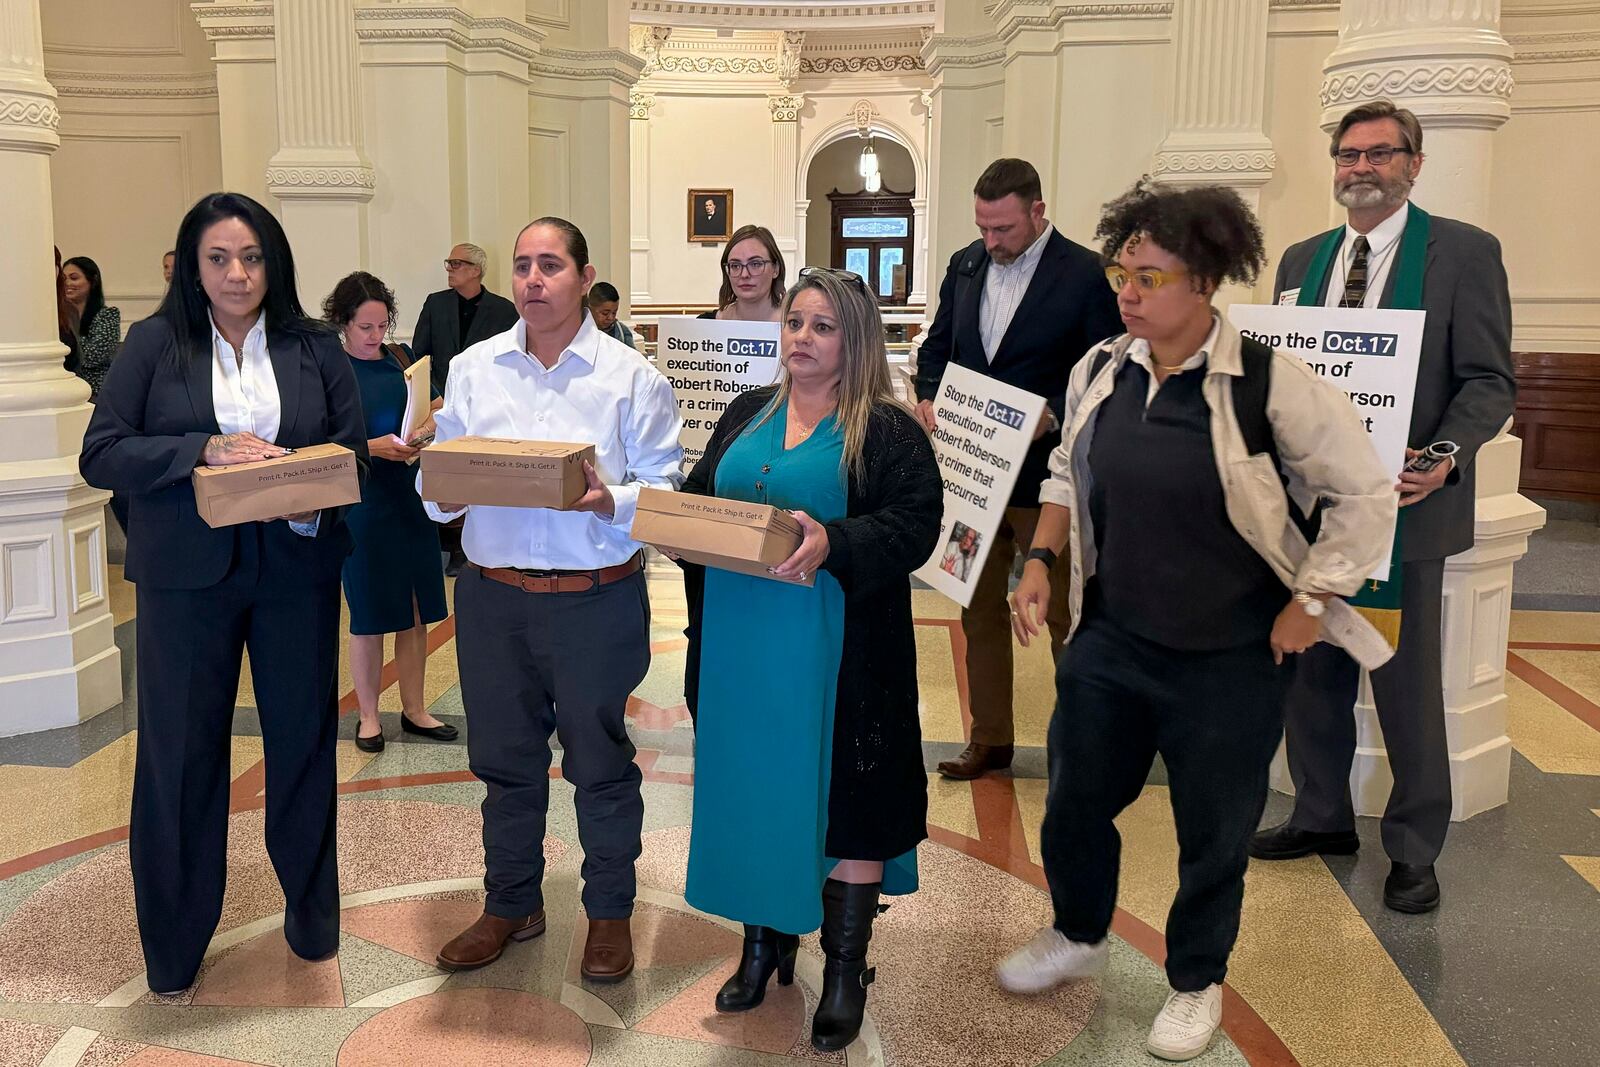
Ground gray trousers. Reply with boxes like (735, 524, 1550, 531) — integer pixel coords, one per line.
(1283, 557, 1452, 865)
(456, 564, 651, 919)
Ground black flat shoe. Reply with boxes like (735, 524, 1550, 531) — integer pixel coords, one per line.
(355, 732, 385, 753)
(401, 716, 458, 742)
(1248, 822, 1359, 860)
(1384, 862, 1440, 914)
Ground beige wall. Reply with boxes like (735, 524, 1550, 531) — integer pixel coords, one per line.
(44, 0, 223, 332)
(804, 136, 916, 272)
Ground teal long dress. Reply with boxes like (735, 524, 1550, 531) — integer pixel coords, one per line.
(685, 400, 917, 935)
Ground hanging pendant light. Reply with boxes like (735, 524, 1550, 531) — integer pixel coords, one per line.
(865, 170, 882, 193)
(858, 136, 879, 180)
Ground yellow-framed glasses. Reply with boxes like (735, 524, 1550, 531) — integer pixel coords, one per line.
(1104, 265, 1188, 293)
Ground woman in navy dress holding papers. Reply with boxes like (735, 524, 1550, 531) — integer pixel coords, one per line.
(323, 272, 452, 753)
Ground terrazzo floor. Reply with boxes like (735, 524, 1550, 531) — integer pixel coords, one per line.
(2, 557, 1598, 1067)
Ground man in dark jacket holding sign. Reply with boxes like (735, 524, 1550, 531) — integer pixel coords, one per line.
(1250, 100, 1516, 915)
(912, 158, 1121, 780)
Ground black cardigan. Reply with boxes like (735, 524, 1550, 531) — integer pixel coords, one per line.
(680, 386, 943, 860)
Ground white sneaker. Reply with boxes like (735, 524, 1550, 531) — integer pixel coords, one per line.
(995, 927, 1108, 994)
(1146, 984, 1223, 1061)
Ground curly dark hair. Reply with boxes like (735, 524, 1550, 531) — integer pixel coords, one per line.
(1093, 178, 1265, 291)
(322, 270, 397, 331)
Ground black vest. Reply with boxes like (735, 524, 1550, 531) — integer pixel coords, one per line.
(1087, 359, 1287, 650)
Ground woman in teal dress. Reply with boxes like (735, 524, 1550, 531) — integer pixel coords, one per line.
(323, 273, 453, 752)
(678, 267, 942, 1052)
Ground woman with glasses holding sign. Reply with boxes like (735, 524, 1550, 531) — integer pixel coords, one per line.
(700, 224, 787, 322)
(678, 266, 940, 1051)
(995, 180, 1396, 1062)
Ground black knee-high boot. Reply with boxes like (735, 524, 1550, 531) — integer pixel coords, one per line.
(716, 925, 799, 1012)
(812, 879, 883, 1051)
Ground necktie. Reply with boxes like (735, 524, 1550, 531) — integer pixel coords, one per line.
(1340, 235, 1370, 308)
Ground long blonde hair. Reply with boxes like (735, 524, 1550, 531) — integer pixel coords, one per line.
(752, 268, 919, 479)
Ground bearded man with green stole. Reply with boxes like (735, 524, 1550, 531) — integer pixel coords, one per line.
(1249, 100, 1516, 915)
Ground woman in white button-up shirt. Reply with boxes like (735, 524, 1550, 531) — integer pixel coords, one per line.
(81, 192, 368, 998)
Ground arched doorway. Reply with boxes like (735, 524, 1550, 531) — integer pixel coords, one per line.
(804, 135, 916, 305)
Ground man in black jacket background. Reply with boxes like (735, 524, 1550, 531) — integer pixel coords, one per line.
(913, 158, 1122, 781)
(411, 241, 518, 573)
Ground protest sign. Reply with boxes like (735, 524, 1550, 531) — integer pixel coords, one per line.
(655, 316, 782, 471)
(915, 364, 1046, 608)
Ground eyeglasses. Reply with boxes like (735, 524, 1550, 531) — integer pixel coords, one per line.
(726, 258, 772, 277)
(797, 266, 870, 294)
(1331, 145, 1412, 167)
(1104, 265, 1189, 293)
(444, 258, 474, 270)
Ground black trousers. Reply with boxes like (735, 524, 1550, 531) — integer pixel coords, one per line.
(455, 565, 651, 920)
(1041, 609, 1288, 992)
(1283, 557, 1451, 864)
(131, 527, 342, 991)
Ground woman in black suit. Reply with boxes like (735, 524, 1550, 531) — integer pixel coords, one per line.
(80, 193, 368, 996)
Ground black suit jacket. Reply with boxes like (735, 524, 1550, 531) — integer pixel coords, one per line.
(913, 230, 1123, 507)
(80, 316, 369, 590)
(1273, 211, 1515, 560)
(411, 287, 519, 395)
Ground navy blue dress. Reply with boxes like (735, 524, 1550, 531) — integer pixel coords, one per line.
(342, 349, 448, 635)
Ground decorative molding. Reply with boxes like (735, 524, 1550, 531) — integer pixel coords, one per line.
(778, 30, 804, 87)
(629, 24, 673, 73)
(852, 98, 877, 135)
(629, 89, 656, 120)
(353, 7, 545, 62)
(1152, 149, 1278, 179)
(1268, 0, 1338, 8)
(46, 70, 218, 99)
(989, 0, 1173, 42)
(191, 3, 276, 42)
(1508, 30, 1600, 64)
(265, 163, 376, 200)
(800, 54, 921, 73)
(768, 92, 803, 121)
(629, 2, 937, 25)
(654, 53, 777, 74)
(920, 32, 1005, 75)
(529, 46, 647, 87)
(1319, 64, 1516, 108)
(0, 88, 62, 152)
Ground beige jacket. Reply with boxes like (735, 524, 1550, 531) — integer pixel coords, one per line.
(1039, 314, 1398, 669)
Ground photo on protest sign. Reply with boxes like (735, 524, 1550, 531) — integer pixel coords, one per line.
(655, 316, 782, 472)
(1226, 303, 1425, 580)
(914, 364, 1045, 608)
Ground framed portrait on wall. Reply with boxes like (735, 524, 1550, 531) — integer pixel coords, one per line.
(688, 189, 733, 243)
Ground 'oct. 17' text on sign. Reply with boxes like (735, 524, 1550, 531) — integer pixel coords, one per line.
(1238, 327, 1400, 431)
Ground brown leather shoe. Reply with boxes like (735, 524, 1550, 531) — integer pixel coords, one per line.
(581, 917, 634, 983)
(937, 742, 1015, 780)
(435, 910, 546, 971)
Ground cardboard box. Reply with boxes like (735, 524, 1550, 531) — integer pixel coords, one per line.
(633, 486, 813, 586)
(191, 442, 361, 528)
(420, 437, 594, 510)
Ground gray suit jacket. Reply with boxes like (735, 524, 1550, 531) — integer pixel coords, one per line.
(1273, 210, 1515, 561)
(411, 286, 519, 395)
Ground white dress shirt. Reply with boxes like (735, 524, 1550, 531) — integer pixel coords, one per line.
(1125, 315, 1218, 409)
(421, 313, 684, 570)
(1322, 203, 1408, 309)
(210, 311, 318, 536)
(980, 222, 1053, 362)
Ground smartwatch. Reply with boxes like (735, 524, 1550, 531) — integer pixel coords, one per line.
(1026, 547, 1058, 571)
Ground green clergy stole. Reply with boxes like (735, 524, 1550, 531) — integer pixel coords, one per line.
(1295, 203, 1431, 650)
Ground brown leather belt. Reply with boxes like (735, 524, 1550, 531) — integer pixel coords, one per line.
(474, 553, 642, 594)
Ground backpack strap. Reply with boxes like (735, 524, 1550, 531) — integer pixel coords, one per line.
(1088, 343, 1116, 382)
(384, 341, 413, 370)
(1232, 336, 1322, 542)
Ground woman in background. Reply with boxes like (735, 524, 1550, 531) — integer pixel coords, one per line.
(62, 255, 121, 397)
(700, 224, 786, 323)
(323, 271, 453, 753)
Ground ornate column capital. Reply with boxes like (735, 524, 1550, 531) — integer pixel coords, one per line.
(629, 89, 655, 121)
(190, 1, 277, 44)
(1319, 0, 1514, 131)
(768, 93, 803, 123)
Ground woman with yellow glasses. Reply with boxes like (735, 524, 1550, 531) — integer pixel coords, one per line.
(994, 180, 1396, 1061)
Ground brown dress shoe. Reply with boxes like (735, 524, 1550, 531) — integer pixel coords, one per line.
(937, 742, 1014, 780)
(581, 917, 634, 983)
(435, 911, 546, 971)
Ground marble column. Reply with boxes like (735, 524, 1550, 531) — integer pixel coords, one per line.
(1151, 0, 1276, 210)
(0, 0, 120, 735)
(264, 0, 374, 308)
